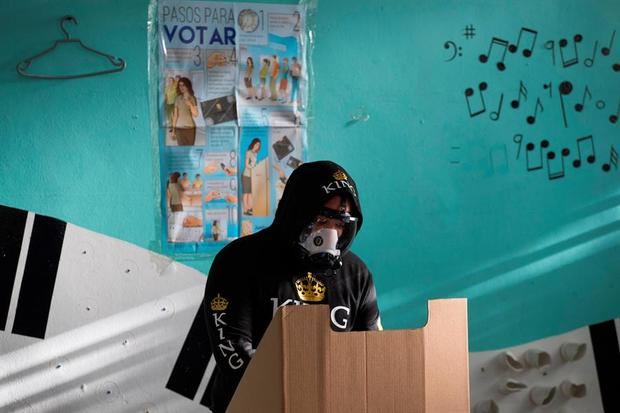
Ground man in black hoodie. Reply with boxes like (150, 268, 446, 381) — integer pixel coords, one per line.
(203, 160, 381, 412)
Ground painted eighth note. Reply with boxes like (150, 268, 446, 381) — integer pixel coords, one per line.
(509, 27, 538, 57)
(610, 100, 620, 124)
(527, 98, 544, 125)
(559, 34, 583, 68)
(511, 81, 528, 109)
(573, 135, 596, 168)
(602, 145, 618, 172)
(574, 86, 592, 112)
(525, 139, 550, 171)
(465, 82, 488, 117)
(546, 147, 571, 180)
(479, 37, 509, 71)
(601, 30, 616, 56)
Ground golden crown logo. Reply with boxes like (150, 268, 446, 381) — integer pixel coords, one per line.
(295, 273, 326, 302)
(333, 170, 347, 181)
(210, 294, 229, 311)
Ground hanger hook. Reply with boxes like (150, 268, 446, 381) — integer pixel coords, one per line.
(60, 15, 78, 40)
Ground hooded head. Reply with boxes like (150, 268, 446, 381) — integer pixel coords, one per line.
(271, 161, 363, 270)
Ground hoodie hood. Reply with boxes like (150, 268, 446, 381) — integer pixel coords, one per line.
(271, 160, 363, 248)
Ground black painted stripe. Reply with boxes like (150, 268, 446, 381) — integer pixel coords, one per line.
(200, 366, 217, 407)
(0, 205, 28, 331)
(11, 214, 66, 339)
(589, 320, 620, 413)
(166, 299, 212, 399)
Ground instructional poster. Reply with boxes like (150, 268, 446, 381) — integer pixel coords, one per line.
(234, 3, 306, 127)
(162, 127, 239, 253)
(159, 1, 237, 140)
(239, 127, 305, 236)
(157, 0, 308, 255)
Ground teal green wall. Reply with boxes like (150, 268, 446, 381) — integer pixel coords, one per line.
(1, 0, 618, 351)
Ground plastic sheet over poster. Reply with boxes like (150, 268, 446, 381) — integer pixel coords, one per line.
(151, 0, 312, 256)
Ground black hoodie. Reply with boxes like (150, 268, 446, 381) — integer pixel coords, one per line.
(203, 160, 381, 412)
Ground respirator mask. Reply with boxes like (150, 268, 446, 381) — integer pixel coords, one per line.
(298, 208, 358, 271)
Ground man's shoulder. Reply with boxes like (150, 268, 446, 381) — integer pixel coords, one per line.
(207, 231, 273, 286)
(214, 229, 271, 263)
(342, 250, 365, 265)
(341, 250, 371, 277)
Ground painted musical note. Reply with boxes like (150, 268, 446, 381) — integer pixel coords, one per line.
(489, 145, 509, 174)
(444, 41, 462, 62)
(511, 81, 528, 109)
(464, 82, 488, 117)
(559, 34, 583, 68)
(479, 37, 509, 71)
(463, 25, 476, 39)
(584, 41, 598, 67)
(525, 139, 549, 171)
(544, 40, 556, 66)
(573, 135, 596, 168)
(526, 98, 544, 124)
(450, 146, 461, 165)
(602, 145, 618, 172)
(610, 100, 620, 124)
(601, 30, 616, 56)
(513, 134, 523, 160)
(574, 86, 592, 112)
(509, 27, 538, 57)
(546, 148, 571, 180)
(490, 94, 504, 121)
(559, 81, 573, 128)
(614, 63, 620, 72)
(543, 82, 553, 98)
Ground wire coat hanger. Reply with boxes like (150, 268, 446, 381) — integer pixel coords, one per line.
(16, 16, 126, 80)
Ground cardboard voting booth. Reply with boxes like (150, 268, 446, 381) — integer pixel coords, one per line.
(228, 299, 469, 413)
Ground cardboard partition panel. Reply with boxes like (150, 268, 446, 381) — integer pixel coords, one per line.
(228, 299, 469, 413)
